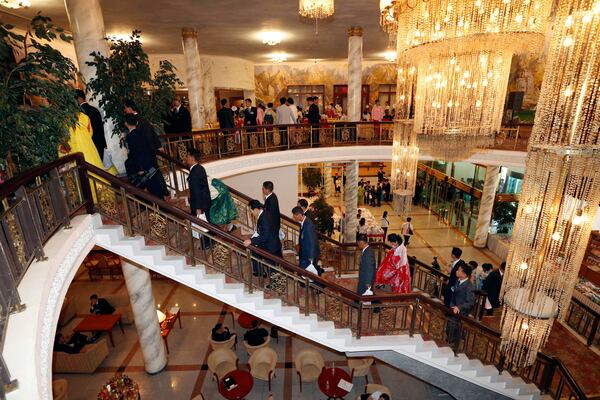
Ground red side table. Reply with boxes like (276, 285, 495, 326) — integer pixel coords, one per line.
(318, 367, 352, 400)
(218, 369, 253, 400)
(237, 312, 259, 329)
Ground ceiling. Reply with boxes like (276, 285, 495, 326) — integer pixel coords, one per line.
(2, 0, 392, 62)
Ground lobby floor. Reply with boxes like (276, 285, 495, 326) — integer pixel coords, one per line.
(54, 272, 451, 400)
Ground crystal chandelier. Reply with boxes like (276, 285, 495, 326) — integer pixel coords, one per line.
(413, 49, 512, 160)
(391, 55, 419, 215)
(500, 0, 600, 369)
(299, 0, 334, 20)
(0, 0, 30, 8)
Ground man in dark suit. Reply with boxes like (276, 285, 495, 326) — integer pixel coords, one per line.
(447, 263, 475, 345)
(356, 234, 376, 295)
(89, 294, 115, 315)
(292, 206, 320, 269)
(483, 261, 505, 315)
(444, 247, 466, 307)
(297, 198, 314, 220)
(76, 90, 107, 159)
(243, 320, 269, 346)
(243, 98, 258, 149)
(124, 114, 169, 199)
(243, 200, 282, 276)
(186, 148, 212, 248)
(164, 96, 192, 135)
(124, 99, 162, 151)
(217, 98, 235, 153)
(307, 96, 321, 144)
(262, 181, 281, 234)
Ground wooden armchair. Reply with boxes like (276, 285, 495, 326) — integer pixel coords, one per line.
(208, 333, 237, 351)
(348, 357, 374, 385)
(243, 334, 271, 355)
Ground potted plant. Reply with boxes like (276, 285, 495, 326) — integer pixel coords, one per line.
(311, 194, 334, 236)
(301, 167, 322, 196)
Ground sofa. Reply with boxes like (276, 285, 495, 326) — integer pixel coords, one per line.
(57, 297, 77, 327)
(102, 292, 134, 325)
(53, 338, 109, 373)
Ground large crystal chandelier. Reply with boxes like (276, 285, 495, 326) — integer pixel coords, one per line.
(500, 0, 600, 369)
(0, 0, 30, 8)
(391, 54, 419, 215)
(392, 0, 551, 160)
(299, 0, 334, 20)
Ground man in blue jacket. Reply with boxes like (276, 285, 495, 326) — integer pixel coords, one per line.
(292, 206, 320, 269)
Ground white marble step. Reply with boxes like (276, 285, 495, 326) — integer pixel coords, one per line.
(92, 214, 542, 400)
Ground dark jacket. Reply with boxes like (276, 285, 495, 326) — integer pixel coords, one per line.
(444, 259, 466, 307)
(251, 211, 282, 256)
(188, 163, 212, 215)
(449, 279, 475, 316)
(90, 298, 115, 315)
(263, 193, 281, 233)
(482, 269, 503, 308)
(217, 106, 235, 129)
(211, 328, 233, 342)
(80, 102, 106, 156)
(137, 115, 162, 150)
(243, 327, 269, 346)
(357, 246, 376, 295)
(308, 103, 320, 124)
(125, 128, 157, 174)
(165, 105, 192, 133)
(244, 106, 258, 126)
(299, 216, 320, 268)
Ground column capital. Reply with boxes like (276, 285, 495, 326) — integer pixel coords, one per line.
(182, 27, 198, 39)
(347, 26, 364, 37)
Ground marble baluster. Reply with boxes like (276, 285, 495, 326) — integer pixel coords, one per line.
(182, 28, 205, 129)
(121, 260, 167, 374)
(473, 166, 500, 248)
(344, 161, 359, 242)
(64, 0, 127, 174)
(324, 163, 333, 197)
(347, 27, 363, 122)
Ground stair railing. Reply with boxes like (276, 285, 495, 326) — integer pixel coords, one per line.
(0, 154, 590, 400)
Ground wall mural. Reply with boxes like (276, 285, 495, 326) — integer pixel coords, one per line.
(254, 61, 397, 108)
(506, 53, 546, 123)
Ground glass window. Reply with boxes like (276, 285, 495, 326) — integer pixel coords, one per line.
(288, 85, 325, 113)
(497, 166, 525, 194)
(378, 84, 396, 109)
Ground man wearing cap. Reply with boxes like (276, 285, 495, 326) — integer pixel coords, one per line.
(356, 234, 376, 295)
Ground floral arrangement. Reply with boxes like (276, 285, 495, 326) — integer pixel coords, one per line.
(97, 374, 139, 400)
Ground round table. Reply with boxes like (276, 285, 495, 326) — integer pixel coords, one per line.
(237, 312, 259, 329)
(218, 369, 253, 400)
(318, 367, 352, 399)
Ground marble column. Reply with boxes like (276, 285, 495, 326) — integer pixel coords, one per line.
(121, 260, 167, 374)
(344, 161, 359, 242)
(182, 28, 205, 129)
(347, 27, 363, 122)
(473, 166, 500, 248)
(200, 58, 216, 126)
(64, 0, 127, 174)
(324, 163, 333, 197)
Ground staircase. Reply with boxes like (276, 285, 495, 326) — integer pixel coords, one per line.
(92, 214, 540, 400)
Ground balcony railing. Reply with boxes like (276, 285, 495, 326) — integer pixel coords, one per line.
(0, 153, 587, 400)
(160, 122, 528, 163)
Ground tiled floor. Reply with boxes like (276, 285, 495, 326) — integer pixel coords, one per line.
(52, 190, 600, 399)
(54, 273, 451, 400)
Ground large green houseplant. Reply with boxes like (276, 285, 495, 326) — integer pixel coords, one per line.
(0, 14, 79, 175)
(86, 30, 181, 136)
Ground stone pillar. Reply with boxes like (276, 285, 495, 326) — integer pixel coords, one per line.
(473, 166, 500, 248)
(347, 27, 363, 122)
(64, 0, 127, 174)
(200, 58, 216, 126)
(121, 260, 167, 374)
(182, 28, 204, 129)
(324, 163, 333, 197)
(344, 161, 359, 242)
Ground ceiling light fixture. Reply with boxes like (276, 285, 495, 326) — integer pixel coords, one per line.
(261, 31, 283, 46)
(383, 50, 397, 62)
(299, 0, 334, 34)
(270, 52, 288, 63)
(0, 0, 30, 8)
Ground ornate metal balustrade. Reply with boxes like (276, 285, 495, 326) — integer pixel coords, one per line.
(0, 153, 588, 399)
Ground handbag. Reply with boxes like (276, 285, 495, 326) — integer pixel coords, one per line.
(102, 148, 112, 170)
(191, 212, 209, 239)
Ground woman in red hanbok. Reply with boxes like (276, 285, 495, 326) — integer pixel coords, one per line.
(375, 233, 411, 293)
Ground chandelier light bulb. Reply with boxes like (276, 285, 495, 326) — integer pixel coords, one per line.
(519, 261, 529, 270)
(563, 36, 575, 47)
(522, 322, 529, 330)
(564, 86, 574, 97)
(551, 232, 561, 241)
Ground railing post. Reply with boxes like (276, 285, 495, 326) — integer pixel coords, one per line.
(309, 126, 313, 148)
(241, 129, 245, 155)
(588, 315, 599, 347)
(120, 187, 133, 237)
(539, 359, 556, 394)
(409, 297, 419, 337)
(357, 302, 363, 339)
(246, 248, 254, 294)
(304, 277, 310, 316)
(287, 127, 291, 150)
(78, 158, 95, 214)
(50, 169, 71, 229)
(170, 159, 179, 192)
(263, 128, 268, 152)
(186, 219, 196, 267)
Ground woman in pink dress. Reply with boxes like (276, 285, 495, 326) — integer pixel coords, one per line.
(375, 233, 411, 293)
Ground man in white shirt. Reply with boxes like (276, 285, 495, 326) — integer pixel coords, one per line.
(287, 97, 299, 122)
(401, 217, 414, 246)
(276, 97, 295, 146)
